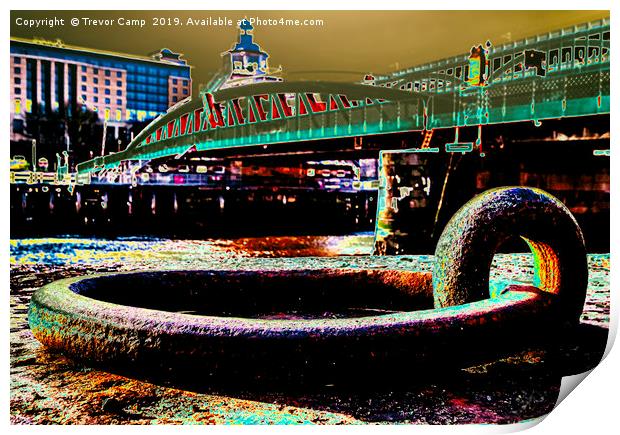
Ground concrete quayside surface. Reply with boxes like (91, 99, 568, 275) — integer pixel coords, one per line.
(10, 235, 609, 424)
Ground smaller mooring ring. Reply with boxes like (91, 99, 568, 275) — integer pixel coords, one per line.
(433, 186, 588, 326)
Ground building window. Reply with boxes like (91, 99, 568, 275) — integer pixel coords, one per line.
(183, 80, 188, 86)
(94, 78, 99, 84)
(105, 79, 110, 86)
(105, 98, 110, 104)
(94, 97, 99, 103)
(116, 81, 122, 87)
(116, 99, 122, 105)
(105, 89, 110, 95)
(14, 67, 21, 74)
(14, 78, 21, 84)
(116, 90, 122, 96)
(93, 68, 99, 74)
(183, 89, 188, 95)
(81, 95, 87, 101)
(82, 76, 87, 81)
(116, 71, 122, 78)
(81, 85, 87, 91)
(173, 87, 178, 94)
(105, 70, 111, 77)
(172, 96, 178, 102)
(15, 88, 21, 95)
(14, 57, 21, 64)
(81, 66, 87, 72)
(94, 87, 99, 94)
(172, 78, 178, 84)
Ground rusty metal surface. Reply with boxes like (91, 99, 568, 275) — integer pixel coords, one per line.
(433, 187, 588, 326)
(29, 267, 556, 383)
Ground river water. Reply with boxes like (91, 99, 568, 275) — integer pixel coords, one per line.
(10, 235, 610, 424)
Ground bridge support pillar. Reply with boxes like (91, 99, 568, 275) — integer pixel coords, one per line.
(373, 150, 433, 255)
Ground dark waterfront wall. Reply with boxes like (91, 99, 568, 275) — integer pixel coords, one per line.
(10, 184, 376, 239)
(9, 167, 608, 253)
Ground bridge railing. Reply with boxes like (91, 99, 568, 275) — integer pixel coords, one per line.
(380, 17, 609, 87)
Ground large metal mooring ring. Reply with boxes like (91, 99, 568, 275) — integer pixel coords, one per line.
(27, 187, 588, 378)
(433, 186, 588, 326)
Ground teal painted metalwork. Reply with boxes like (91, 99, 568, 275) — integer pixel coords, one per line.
(76, 18, 609, 175)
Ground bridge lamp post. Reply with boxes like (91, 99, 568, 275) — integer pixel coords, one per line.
(31, 139, 37, 172)
(101, 120, 108, 156)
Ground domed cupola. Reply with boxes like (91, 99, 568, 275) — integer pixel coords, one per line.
(228, 19, 269, 79)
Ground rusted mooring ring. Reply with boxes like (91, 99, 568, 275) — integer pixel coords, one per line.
(433, 187, 588, 327)
(28, 187, 587, 377)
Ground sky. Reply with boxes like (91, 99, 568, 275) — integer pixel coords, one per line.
(10, 10, 610, 91)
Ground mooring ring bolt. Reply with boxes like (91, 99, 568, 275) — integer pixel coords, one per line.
(432, 187, 588, 327)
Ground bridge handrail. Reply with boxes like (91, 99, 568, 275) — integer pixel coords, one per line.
(381, 17, 609, 81)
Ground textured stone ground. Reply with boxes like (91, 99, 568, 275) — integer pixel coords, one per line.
(10, 236, 609, 425)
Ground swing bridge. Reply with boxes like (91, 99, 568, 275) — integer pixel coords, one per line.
(65, 18, 609, 182)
